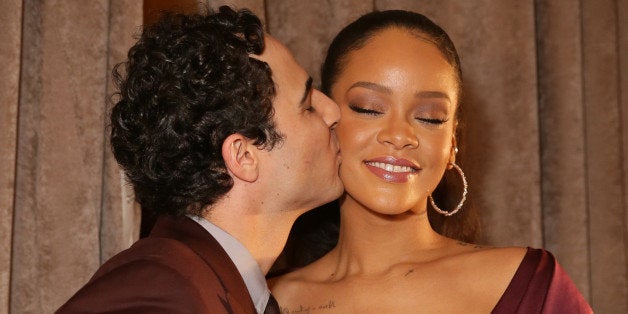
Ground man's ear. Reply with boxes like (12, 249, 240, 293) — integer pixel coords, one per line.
(222, 134, 259, 183)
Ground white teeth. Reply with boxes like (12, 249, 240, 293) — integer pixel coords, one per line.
(366, 162, 416, 173)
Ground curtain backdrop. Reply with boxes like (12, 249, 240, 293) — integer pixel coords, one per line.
(1, 0, 625, 313)
(1, 1, 142, 313)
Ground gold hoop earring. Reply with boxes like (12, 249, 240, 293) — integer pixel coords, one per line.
(429, 162, 468, 216)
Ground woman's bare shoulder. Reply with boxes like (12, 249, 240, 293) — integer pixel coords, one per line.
(452, 244, 527, 273)
(451, 245, 528, 294)
(467, 245, 527, 264)
(465, 244, 527, 256)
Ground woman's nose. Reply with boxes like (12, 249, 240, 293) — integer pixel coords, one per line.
(376, 118, 418, 149)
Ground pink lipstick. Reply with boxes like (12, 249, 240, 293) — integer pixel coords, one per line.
(363, 156, 419, 183)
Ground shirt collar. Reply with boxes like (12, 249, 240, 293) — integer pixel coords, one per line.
(188, 215, 270, 314)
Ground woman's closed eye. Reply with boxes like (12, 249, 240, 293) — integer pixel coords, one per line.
(349, 104, 382, 115)
(416, 116, 448, 125)
(349, 102, 449, 125)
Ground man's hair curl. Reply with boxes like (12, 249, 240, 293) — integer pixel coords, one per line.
(110, 6, 281, 217)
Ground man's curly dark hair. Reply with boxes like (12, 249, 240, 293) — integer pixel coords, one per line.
(110, 6, 281, 217)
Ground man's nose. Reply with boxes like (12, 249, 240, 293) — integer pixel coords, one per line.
(313, 90, 340, 128)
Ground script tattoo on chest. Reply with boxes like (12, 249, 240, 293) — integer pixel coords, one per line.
(280, 300, 336, 313)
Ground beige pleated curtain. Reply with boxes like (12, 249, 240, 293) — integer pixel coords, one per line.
(1, 0, 626, 313)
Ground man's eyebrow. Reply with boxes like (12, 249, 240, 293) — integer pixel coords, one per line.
(300, 77, 313, 104)
(415, 91, 451, 101)
(348, 81, 392, 94)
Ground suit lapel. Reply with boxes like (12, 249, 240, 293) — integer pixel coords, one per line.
(150, 215, 257, 313)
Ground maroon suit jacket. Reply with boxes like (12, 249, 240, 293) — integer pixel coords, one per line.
(57, 215, 257, 313)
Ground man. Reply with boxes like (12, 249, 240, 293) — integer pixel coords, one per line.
(57, 6, 343, 313)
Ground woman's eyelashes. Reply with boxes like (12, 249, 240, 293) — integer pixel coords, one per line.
(416, 117, 448, 125)
(349, 104, 381, 115)
(348, 104, 448, 125)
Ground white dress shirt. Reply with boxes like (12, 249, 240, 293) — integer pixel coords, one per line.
(188, 215, 270, 314)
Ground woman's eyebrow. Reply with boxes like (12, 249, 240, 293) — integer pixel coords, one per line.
(415, 90, 450, 101)
(348, 81, 392, 95)
(348, 82, 450, 102)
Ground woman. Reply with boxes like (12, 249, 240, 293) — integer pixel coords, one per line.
(269, 10, 591, 313)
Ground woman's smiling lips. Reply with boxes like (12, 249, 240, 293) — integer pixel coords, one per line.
(364, 156, 420, 183)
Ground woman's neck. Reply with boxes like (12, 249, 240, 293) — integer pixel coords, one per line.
(328, 198, 451, 276)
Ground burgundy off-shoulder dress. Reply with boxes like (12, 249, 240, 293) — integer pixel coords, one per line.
(492, 248, 593, 313)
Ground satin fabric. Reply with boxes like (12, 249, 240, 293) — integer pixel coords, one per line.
(492, 248, 593, 313)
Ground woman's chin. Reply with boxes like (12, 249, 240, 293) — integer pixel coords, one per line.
(363, 202, 424, 218)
